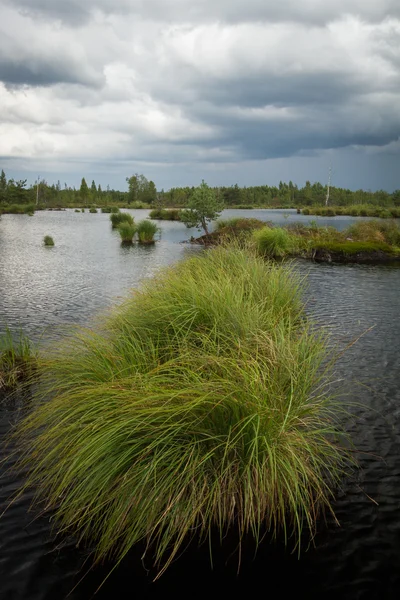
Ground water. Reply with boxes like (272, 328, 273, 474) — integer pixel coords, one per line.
(1, 210, 400, 599)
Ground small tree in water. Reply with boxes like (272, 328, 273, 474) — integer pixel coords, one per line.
(180, 180, 224, 236)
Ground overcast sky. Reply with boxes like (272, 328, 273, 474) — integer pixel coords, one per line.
(0, 0, 399, 191)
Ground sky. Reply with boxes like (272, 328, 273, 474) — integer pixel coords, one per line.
(0, 0, 399, 192)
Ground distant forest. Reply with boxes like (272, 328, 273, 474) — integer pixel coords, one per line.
(1, 169, 399, 208)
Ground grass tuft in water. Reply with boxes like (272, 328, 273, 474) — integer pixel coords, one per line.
(110, 212, 134, 229)
(0, 327, 37, 391)
(137, 220, 159, 244)
(118, 222, 137, 243)
(12, 246, 352, 576)
(43, 235, 54, 246)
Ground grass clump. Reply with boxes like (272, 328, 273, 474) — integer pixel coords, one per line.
(253, 227, 295, 257)
(0, 327, 37, 391)
(43, 235, 54, 246)
(12, 246, 351, 576)
(149, 208, 181, 221)
(137, 220, 159, 244)
(89, 206, 98, 214)
(215, 217, 267, 232)
(110, 212, 134, 229)
(118, 222, 137, 243)
(311, 240, 396, 255)
(345, 220, 400, 245)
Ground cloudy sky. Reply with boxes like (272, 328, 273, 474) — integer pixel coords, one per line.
(0, 0, 399, 191)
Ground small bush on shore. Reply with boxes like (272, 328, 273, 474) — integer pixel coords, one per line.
(43, 235, 54, 246)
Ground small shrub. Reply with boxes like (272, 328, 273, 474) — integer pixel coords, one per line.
(74, 209, 80, 213)
(43, 235, 54, 246)
(302, 208, 310, 215)
(110, 212, 134, 229)
(101, 207, 112, 213)
(118, 222, 137, 243)
(111, 207, 120, 214)
(137, 220, 159, 244)
(253, 227, 295, 257)
(89, 206, 98, 214)
(81, 208, 85, 213)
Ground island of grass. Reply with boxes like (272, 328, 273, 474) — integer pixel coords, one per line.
(149, 208, 182, 220)
(193, 218, 400, 264)
(11, 245, 351, 577)
(301, 205, 400, 218)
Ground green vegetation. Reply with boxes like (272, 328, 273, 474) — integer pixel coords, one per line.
(43, 235, 54, 246)
(303, 205, 400, 219)
(13, 246, 351, 576)
(216, 217, 267, 233)
(180, 180, 225, 235)
(194, 218, 400, 262)
(253, 227, 296, 258)
(149, 208, 182, 221)
(0, 166, 398, 211)
(89, 206, 98, 214)
(0, 203, 36, 215)
(311, 241, 396, 255)
(137, 220, 159, 244)
(74, 209, 80, 213)
(346, 220, 400, 245)
(110, 212, 134, 229)
(126, 173, 157, 205)
(0, 327, 37, 391)
(118, 222, 137, 244)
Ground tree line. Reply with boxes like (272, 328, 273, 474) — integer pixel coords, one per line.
(0, 168, 399, 208)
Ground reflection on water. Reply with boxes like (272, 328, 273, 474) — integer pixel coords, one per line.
(1, 210, 400, 599)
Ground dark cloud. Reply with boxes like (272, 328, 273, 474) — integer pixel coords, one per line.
(0, 0, 398, 191)
(0, 58, 101, 87)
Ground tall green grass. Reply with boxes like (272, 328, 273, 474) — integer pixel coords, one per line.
(253, 227, 295, 257)
(110, 212, 134, 229)
(137, 220, 159, 244)
(0, 327, 37, 391)
(118, 222, 137, 243)
(0, 203, 36, 215)
(13, 246, 351, 576)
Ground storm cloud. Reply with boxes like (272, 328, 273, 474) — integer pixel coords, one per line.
(0, 0, 399, 189)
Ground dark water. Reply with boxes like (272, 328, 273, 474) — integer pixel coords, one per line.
(1, 210, 400, 599)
